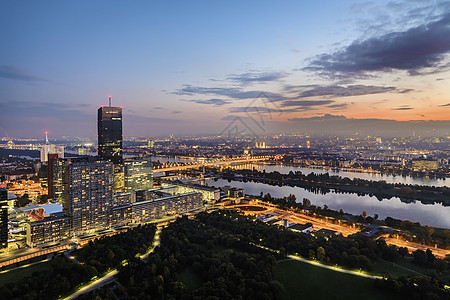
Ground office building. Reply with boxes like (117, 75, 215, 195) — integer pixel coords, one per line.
(124, 157, 153, 191)
(97, 99, 123, 165)
(131, 192, 202, 222)
(161, 182, 220, 203)
(0, 188, 8, 249)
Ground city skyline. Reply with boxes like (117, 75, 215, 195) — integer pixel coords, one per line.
(1, 1, 450, 138)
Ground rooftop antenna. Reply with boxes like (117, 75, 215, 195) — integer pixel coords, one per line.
(109, 96, 112, 107)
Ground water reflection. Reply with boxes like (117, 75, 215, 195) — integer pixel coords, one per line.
(206, 178, 450, 229)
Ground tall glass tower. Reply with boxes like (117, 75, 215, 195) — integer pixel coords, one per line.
(98, 98, 123, 164)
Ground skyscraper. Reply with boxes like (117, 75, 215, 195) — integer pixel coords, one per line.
(98, 97, 123, 165)
(40, 132, 64, 163)
(0, 188, 8, 249)
(61, 157, 114, 234)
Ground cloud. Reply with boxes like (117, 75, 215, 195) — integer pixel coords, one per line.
(281, 100, 335, 107)
(303, 12, 450, 78)
(392, 107, 414, 110)
(439, 103, 450, 107)
(0, 65, 47, 82)
(327, 103, 349, 110)
(173, 85, 239, 96)
(288, 114, 347, 122)
(174, 85, 289, 101)
(227, 71, 289, 84)
(229, 106, 302, 114)
(172, 110, 182, 114)
(189, 99, 231, 106)
(154, 107, 163, 110)
(287, 85, 397, 98)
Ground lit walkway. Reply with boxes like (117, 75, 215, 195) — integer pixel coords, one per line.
(286, 255, 382, 280)
(63, 226, 162, 300)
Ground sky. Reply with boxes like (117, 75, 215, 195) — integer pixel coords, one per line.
(1, 0, 450, 138)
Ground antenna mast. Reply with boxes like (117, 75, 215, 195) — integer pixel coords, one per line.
(109, 96, 111, 107)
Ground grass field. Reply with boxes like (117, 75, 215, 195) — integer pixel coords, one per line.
(0, 259, 53, 286)
(276, 259, 398, 300)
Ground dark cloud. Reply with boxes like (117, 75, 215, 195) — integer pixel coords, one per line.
(304, 12, 450, 78)
(392, 106, 414, 110)
(439, 103, 450, 107)
(154, 107, 163, 110)
(172, 110, 182, 114)
(288, 114, 347, 122)
(0, 65, 46, 82)
(174, 85, 289, 101)
(227, 71, 289, 84)
(229, 106, 305, 114)
(189, 99, 231, 106)
(174, 85, 239, 97)
(286, 85, 397, 98)
(327, 103, 349, 110)
(399, 88, 414, 93)
(281, 100, 335, 107)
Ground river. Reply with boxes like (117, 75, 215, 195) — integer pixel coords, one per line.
(205, 178, 450, 229)
(151, 156, 448, 187)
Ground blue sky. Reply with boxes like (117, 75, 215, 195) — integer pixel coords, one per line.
(1, 1, 450, 138)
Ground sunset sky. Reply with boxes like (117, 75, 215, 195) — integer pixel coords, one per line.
(1, 0, 450, 138)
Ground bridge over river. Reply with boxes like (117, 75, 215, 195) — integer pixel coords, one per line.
(154, 156, 271, 173)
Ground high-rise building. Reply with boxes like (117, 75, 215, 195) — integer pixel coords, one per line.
(0, 188, 8, 249)
(98, 99, 123, 165)
(53, 157, 114, 234)
(40, 132, 64, 163)
(124, 157, 153, 191)
(66, 157, 114, 233)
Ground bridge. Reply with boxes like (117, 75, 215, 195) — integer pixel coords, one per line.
(154, 156, 271, 173)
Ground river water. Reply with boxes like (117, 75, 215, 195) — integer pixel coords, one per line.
(205, 178, 450, 229)
(152, 156, 448, 187)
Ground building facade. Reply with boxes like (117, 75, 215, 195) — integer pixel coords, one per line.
(97, 106, 123, 165)
(124, 157, 153, 191)
(64, 158, 114, 234)
(0, 188, 8, 249)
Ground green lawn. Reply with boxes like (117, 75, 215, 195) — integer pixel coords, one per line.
(276, 259, 399, 300)
(0, 259, 54, 286)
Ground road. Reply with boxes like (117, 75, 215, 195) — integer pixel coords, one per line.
(63, 226, 162, 300)
(382, 236, 450, 258)
(232, 201, 360, 237)
(155, 156, 270, 172)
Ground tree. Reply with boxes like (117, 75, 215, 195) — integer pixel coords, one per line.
(316, 246, 326, 261)
(308, 249, 315, 260)
(302, 198, 311, 208)
(412, 249, 427, 266)
(398, 247, 408, 258)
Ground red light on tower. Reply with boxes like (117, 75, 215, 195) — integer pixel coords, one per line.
(45, 131, 48, 134)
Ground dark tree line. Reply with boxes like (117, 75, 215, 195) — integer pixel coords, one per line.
(75, 223, 157, 274)
(0, 223, 157, 300)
